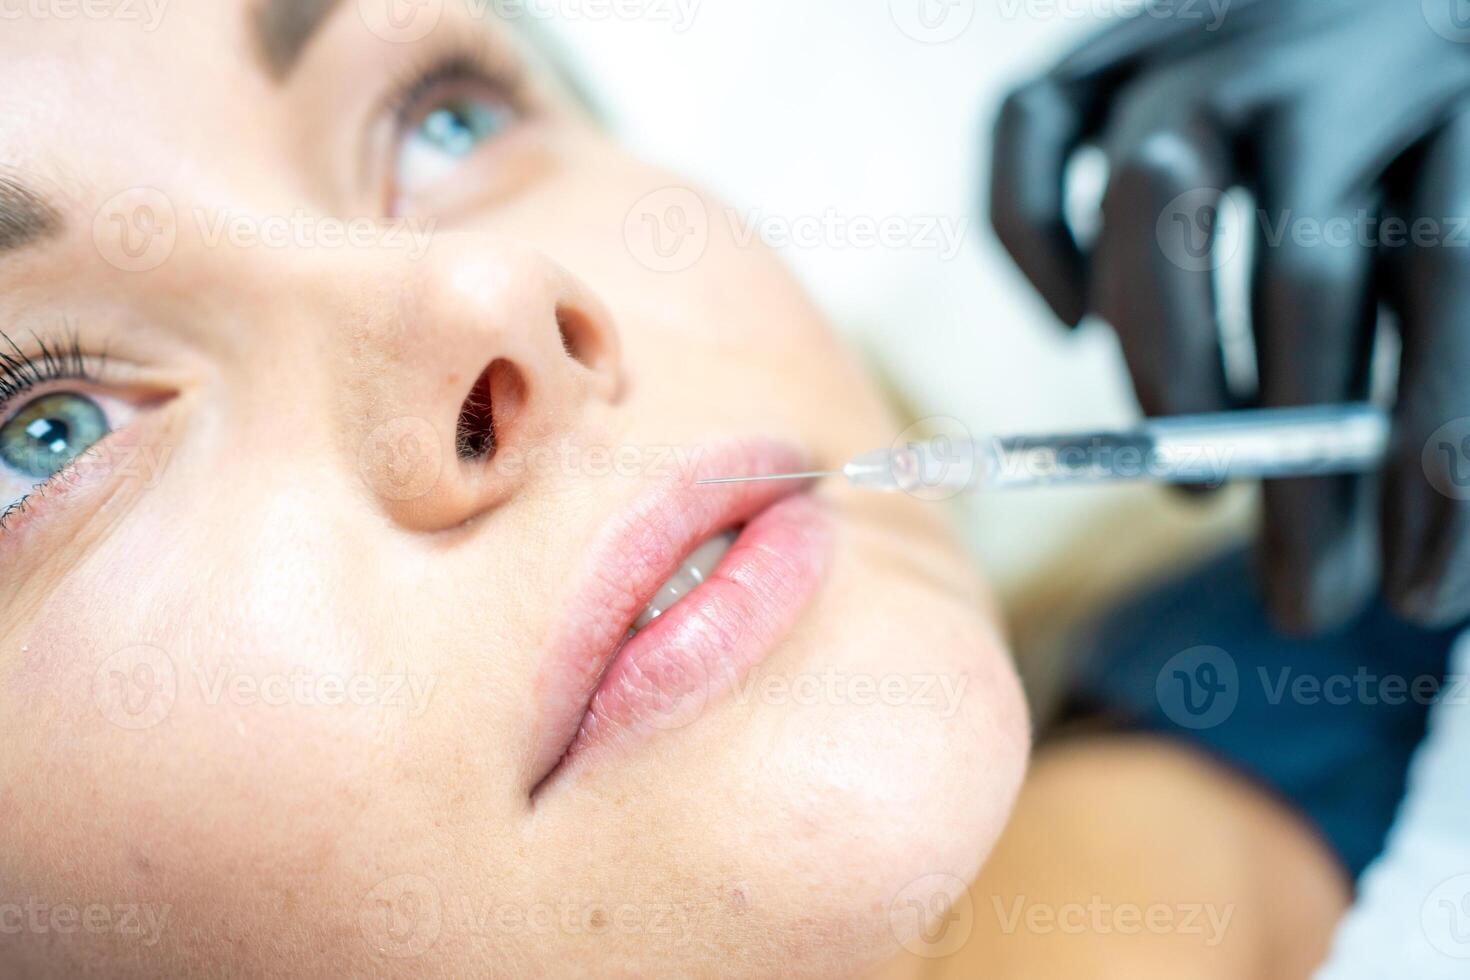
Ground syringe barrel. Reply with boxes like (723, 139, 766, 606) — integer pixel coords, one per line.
(987, 404, 1390, 489)
(1139, 404, 1390, 483)
(842, 437, 983, 493)
(846, 404, 1391, 493)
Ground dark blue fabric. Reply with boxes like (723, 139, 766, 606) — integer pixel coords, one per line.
(1061, 549, 1464, 880)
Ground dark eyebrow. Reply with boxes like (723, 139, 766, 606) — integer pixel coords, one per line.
(251, 0, 345, 82)
(0, 169, 61, 255)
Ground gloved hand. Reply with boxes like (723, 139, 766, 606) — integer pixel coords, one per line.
(989, 0, 1470, 632)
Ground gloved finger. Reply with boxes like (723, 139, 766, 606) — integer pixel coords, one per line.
(1089, 113, 1235, 419)
(1380, 110, 1470, 627)
(989, 2, 1272, 329)
(989, 77, 1093, 327)
(1250, 190, 1380, 633)
(1047, 0, 1275, 83)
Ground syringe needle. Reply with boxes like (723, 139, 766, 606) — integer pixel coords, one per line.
(695, 471, 838, 486)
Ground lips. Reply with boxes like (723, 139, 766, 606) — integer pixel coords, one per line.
(530, 440, 832, 795)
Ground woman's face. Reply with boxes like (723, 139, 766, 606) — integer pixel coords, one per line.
(0, 4, 1026, 976)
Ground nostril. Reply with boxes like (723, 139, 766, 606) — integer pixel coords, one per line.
(556, 304, 604, 372)
(456, 359, 527, 461)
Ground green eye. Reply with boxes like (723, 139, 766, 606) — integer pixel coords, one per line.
(0, 392, 109, 480)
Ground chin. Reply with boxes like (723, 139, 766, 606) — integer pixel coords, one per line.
(590, 528, 1030, 978)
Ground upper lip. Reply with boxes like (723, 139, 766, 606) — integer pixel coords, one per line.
(528, 438, 814, 793)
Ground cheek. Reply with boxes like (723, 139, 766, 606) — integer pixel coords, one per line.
(0, 508, 432, 926)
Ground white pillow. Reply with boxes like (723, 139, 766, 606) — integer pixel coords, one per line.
(1315, 632, 1470, 977)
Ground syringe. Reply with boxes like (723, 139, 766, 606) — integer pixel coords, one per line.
(697, 404, 1391, 494)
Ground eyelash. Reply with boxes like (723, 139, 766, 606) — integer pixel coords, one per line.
(385, 44, 532, 138)
(371, 41, 535, 212)
(0, 328, 101, 404)
(0, 328, 109, 533)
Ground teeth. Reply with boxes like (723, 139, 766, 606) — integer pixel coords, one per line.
(631, 530, 738, 633)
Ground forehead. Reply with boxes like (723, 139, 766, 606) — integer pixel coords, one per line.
(0, 2, 546, 209)
(0, 4, 284, 190)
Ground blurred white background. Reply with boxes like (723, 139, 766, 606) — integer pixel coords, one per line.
(546, 0, 1245, 599)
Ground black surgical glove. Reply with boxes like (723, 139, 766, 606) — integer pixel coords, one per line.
(989, 0, 1470, 632)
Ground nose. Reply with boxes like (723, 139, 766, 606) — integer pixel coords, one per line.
(345, 236, 623, 530)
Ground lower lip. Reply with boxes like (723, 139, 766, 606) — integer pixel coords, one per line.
(564, 491, 832, 768)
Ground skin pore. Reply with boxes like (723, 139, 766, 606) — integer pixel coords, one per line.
(0, 2, 1027, 977)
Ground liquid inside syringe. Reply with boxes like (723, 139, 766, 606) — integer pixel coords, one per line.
(697, 404, 1391, 494)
